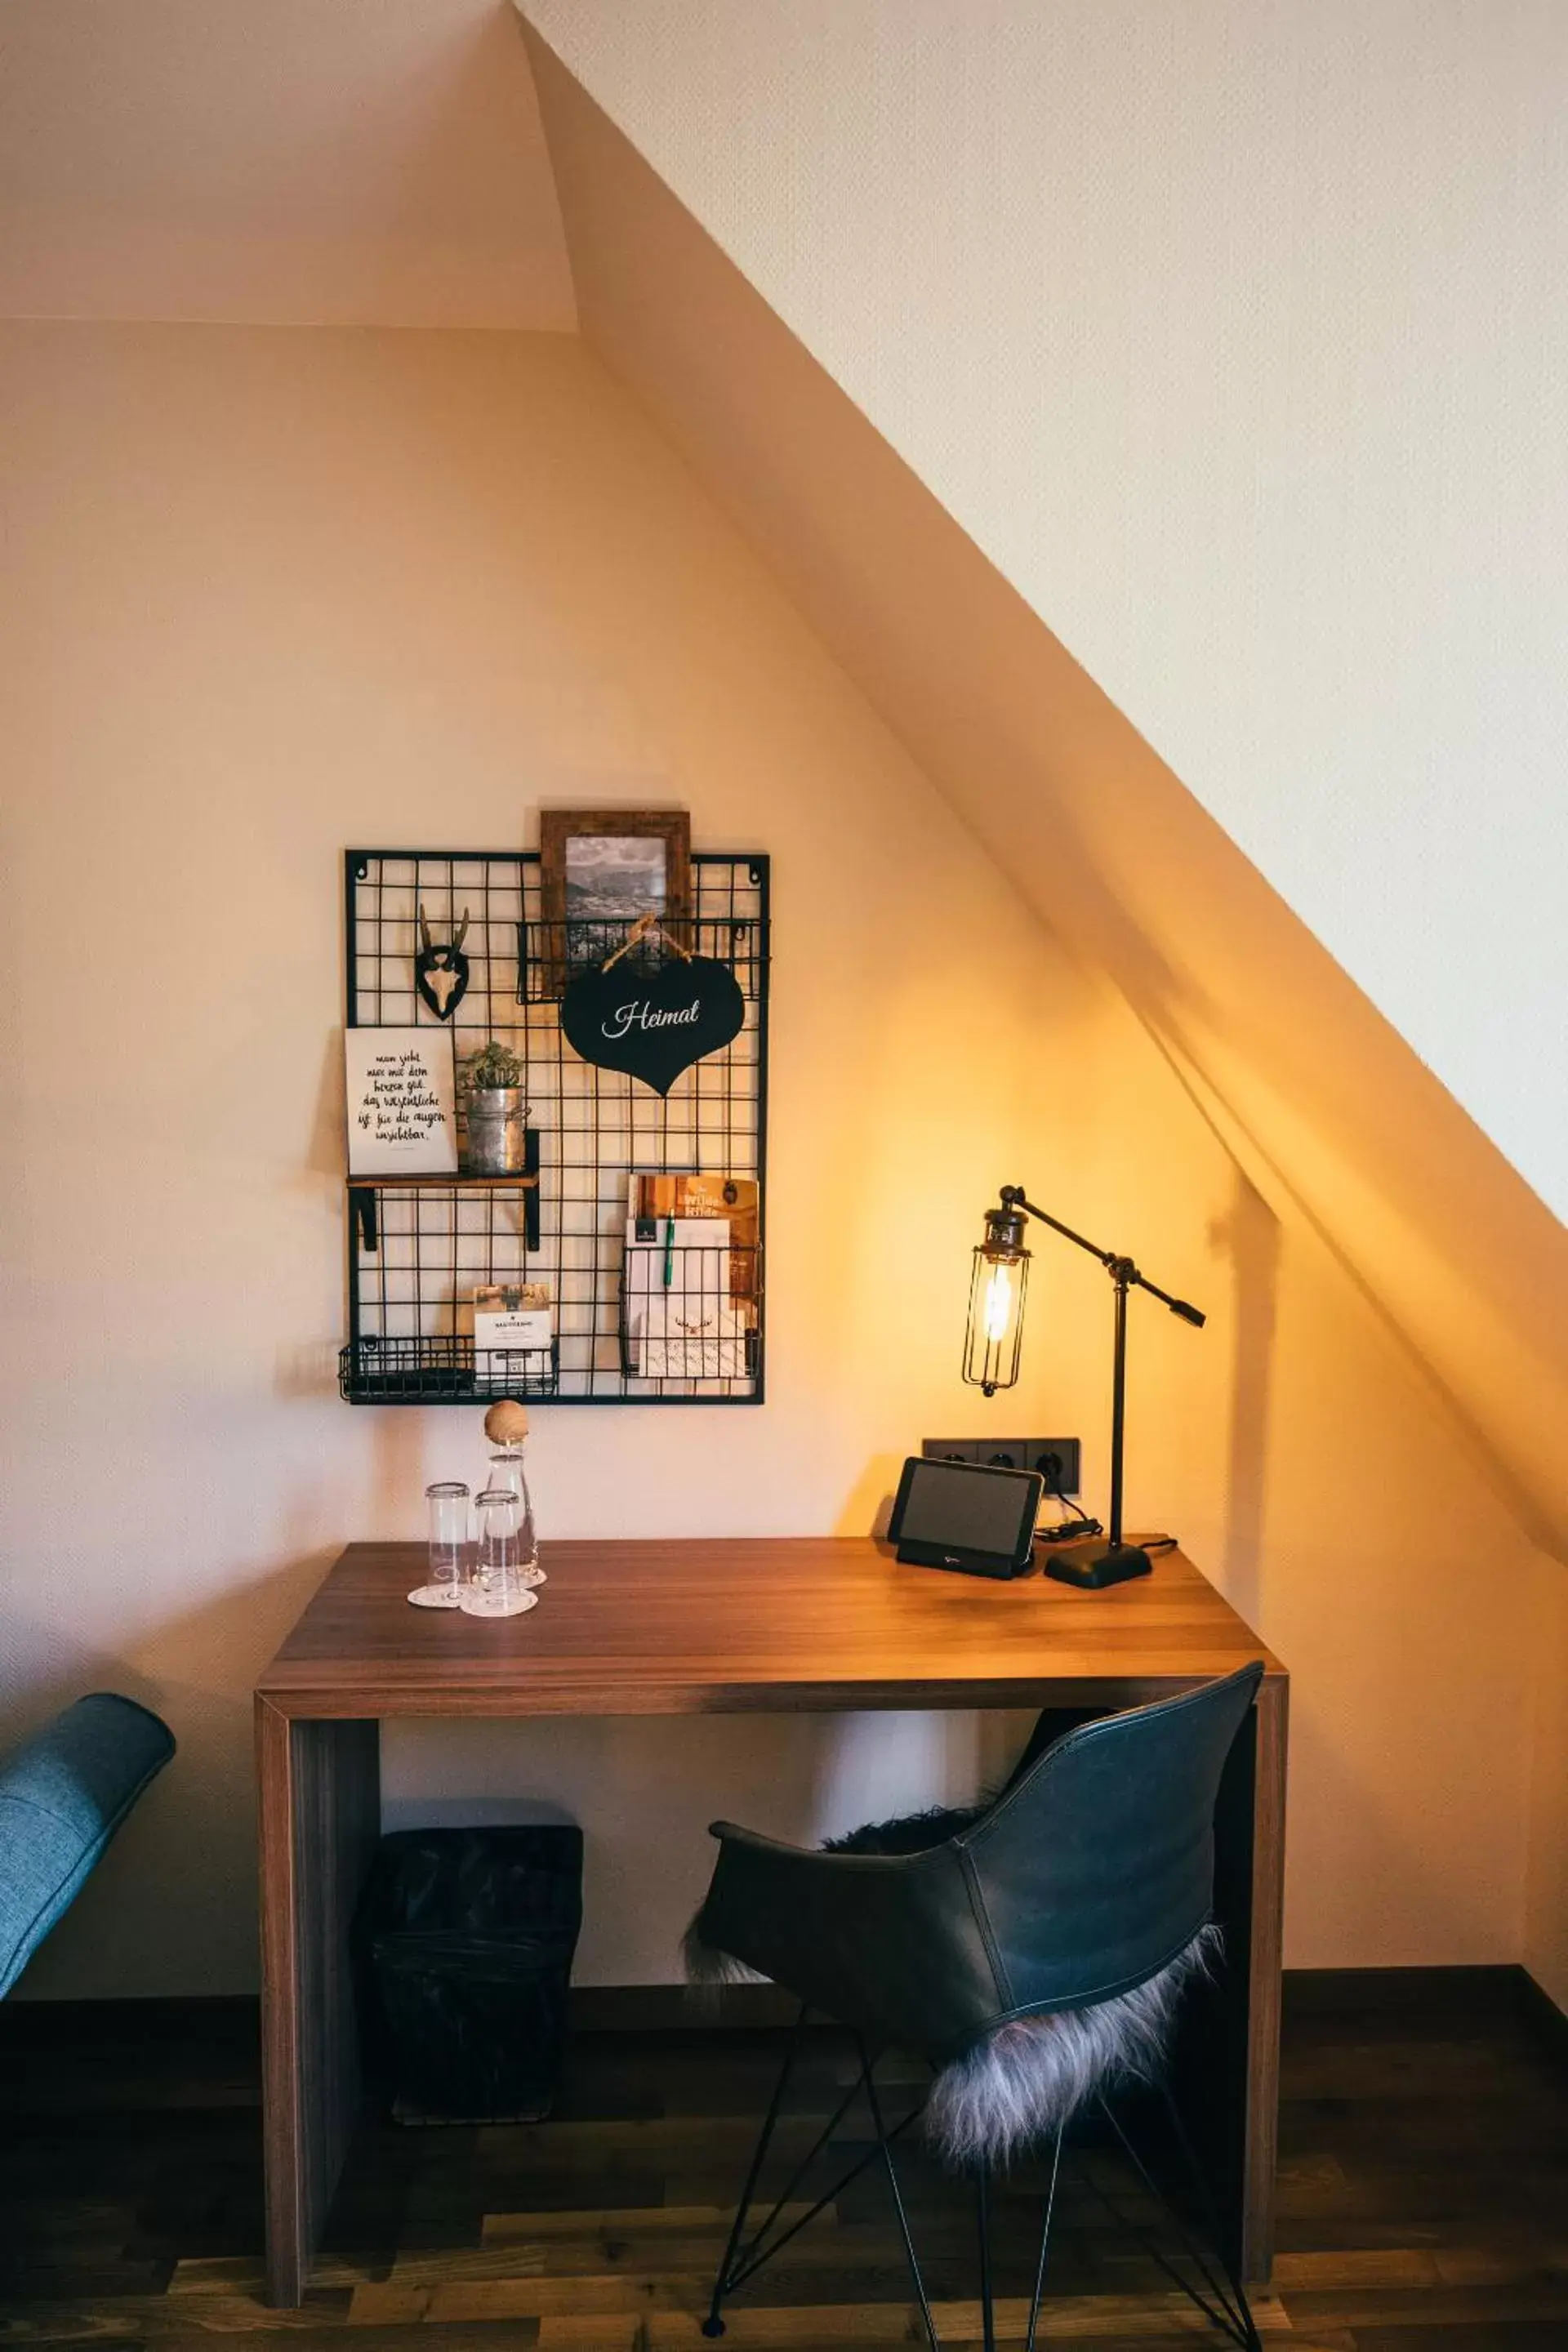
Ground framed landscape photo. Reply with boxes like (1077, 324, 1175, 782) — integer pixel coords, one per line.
(538, 808, 691, 992)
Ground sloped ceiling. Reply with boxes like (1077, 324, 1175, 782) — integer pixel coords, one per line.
(520, 17, 1568, 1560)
(520, 0, 1568, 1233)
(0, 0, 574, 327)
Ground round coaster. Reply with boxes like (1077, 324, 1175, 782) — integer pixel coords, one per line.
(458, 1587, 541, 1620)
(407, 1584, 463, 1610)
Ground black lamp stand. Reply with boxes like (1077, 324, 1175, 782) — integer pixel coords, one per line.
(994, 1188, 1205, 1590)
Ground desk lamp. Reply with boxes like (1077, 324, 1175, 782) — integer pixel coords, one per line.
(964, 1185, 1205, 1588)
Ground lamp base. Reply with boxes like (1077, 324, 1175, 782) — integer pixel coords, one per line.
(1038, 1539, 1152, 1590)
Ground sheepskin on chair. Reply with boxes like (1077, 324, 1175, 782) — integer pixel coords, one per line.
(684, 1804, 1221, 2169)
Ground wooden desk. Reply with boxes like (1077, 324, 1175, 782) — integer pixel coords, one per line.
(255, 1537, 1287, 2306)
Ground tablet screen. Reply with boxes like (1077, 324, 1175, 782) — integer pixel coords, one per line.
(893, 1459, 1037, 1560)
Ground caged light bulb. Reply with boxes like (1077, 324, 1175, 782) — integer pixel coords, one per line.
(964, 1210, 1030, 1392)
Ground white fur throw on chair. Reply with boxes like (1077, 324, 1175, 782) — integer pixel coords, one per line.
(921, 1923, 1221, 2166)
(683, 1802, 1221, 2168)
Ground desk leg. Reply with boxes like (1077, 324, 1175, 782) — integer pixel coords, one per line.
(1022, 1685, 1286, 2281)
(256, 1699, 381, 2307)
(1241, 1676, 1288, 2284)
(1184, 1677, 1289, 2286)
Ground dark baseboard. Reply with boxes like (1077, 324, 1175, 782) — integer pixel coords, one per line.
(1284, 1962, 1566, 2066)
(568, 1982, 798, 2031)
(1282, 1963, 1521, 2018)
(0, 1993, 259, 2049)
(1517, 1967, 1568, 2068)
(3, 1966, 1562, 2057)
(0, 1983, 797, 2045)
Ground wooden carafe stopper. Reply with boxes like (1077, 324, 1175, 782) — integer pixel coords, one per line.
(483, 1400, 531, 1446)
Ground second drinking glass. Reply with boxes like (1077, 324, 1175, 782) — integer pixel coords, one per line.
(463, 1486, 539, 1618)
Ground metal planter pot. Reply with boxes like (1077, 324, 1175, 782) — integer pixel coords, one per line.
(465, 1086, 528, 1176)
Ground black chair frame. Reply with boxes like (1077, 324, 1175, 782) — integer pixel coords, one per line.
(701, 2002, 1263, 2350)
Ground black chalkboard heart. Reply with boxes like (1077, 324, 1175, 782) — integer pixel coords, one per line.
(561, 954, 746, 1095)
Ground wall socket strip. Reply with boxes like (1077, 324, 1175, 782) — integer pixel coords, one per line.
(922, 1437, 1082, 1494)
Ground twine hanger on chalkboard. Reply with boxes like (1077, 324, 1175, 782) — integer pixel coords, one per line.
(600, 911, 693, 969)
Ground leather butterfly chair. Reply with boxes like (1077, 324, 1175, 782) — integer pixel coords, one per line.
(687, 1661, 1265, 2351)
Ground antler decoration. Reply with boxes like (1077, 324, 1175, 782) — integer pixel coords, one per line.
(413, 903, 473, 1021)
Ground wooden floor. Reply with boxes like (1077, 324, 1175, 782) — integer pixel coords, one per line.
(1, 1975, 1563, 2349)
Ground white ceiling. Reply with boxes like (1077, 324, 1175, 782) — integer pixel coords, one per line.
(0, 0, 576, 326)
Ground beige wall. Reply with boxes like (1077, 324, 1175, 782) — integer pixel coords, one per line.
(2, 315, 1542, 1991)
(0, 318, 1118, 1993)
(523, 29, 1553, 1976)
(531, 37, 1568, 1984)
(523, 6, 1568, 1998)
(0, 0, 576, 328)
(1527, 1566, 1568, 2007)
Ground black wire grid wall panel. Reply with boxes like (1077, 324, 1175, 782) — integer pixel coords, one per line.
(340, 849, 768, 1405)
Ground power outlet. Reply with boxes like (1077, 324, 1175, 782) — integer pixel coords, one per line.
(922, 1437, 1082, 1494)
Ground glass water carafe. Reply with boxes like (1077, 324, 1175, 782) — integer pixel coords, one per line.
(483, 1443, 544, 1585)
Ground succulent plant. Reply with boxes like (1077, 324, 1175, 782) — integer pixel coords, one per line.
(459, 1040, 526, 1098)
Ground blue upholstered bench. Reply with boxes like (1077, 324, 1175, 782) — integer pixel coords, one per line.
(0, 1695, 176, 1997)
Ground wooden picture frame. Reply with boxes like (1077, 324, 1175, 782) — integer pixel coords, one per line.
(537, 808, 692, 994)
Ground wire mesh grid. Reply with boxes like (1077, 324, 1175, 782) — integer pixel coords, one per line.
(341, 849, 768, 1405)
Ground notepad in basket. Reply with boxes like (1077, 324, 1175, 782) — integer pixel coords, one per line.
(627, 1171, 759, 1307)
(472, 1282, 552, 1353)
(630, 1296, 747, 1379)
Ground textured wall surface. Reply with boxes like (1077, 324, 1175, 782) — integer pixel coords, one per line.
(1527, 1566, 1568, 2007)
(0, 0, 576, 327)
(4, 2, 1562, 1993)
(0, 320, 1125, 1992)
(523, 7, 1558, 1983)
(2, 316, 1539, 1989)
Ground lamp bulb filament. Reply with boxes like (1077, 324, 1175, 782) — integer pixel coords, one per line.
(983, 1262, 1017, 1343)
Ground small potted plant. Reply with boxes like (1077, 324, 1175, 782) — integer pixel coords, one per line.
(459, 1041, 528, 1175)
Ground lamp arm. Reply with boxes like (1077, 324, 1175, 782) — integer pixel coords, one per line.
(1004, 1187, 1205, 1328)
(1004, 1187, 1114, 1269)
(1130, 1268, 1205, 1327)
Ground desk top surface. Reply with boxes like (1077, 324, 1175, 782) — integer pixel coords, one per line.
(256, 1536, 1283, 1719)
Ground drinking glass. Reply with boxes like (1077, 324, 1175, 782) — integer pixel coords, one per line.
(465, 1486, 537, 1617)
(423, 1481, 470, 1606)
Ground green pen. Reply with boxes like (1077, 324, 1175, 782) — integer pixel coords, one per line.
(663, 1213, 675, 1289)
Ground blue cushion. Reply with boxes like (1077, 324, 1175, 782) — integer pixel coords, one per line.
(0, 1694, 176, 1996)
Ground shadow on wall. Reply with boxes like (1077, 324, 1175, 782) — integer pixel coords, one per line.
(1214, 1169, 1281, 1632)
(382, 1700, 1029, 1988)
(2, 1546, 339, 1998)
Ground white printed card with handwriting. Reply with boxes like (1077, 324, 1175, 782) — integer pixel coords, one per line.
(345, 1028, 458, 1176)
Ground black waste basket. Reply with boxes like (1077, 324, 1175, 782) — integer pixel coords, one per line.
(358, 1825, 583, 2124)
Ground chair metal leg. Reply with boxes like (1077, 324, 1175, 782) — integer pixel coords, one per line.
(861, 2039, 942, 2351)
(1023, 2118, 1066, 2352)
(706, 2016, 938, 2345)
(1095, 2093, 1262, 2350)
(975, 2158, 996, 2352)
(1155, 2083, 1265, 2351)
(702, 2004, 808, 2339)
